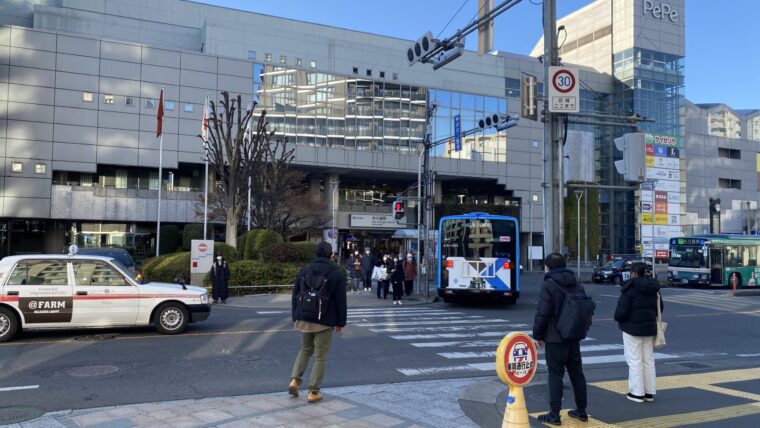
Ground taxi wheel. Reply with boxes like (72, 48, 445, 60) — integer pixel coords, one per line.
(154, 303, 189, 335)
(0, 307, 19, 343)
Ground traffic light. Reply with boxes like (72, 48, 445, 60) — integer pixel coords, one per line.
(613, 132, 647, 182)
(393, 199, 405, 220)
(477, 114, 519, 131)
(406, 31, 436, 66)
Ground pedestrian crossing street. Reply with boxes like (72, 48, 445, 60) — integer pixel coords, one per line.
(347, 307, 680, 377)
(662, 290, 760, 313)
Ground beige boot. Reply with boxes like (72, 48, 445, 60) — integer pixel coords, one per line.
(288, 378, 301, 397)
(307, 391, 323, 403)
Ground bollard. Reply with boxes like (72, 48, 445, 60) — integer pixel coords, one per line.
(495, 332, 538, 428)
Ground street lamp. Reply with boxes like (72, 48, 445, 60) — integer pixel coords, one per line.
(709, 198, 721, 234)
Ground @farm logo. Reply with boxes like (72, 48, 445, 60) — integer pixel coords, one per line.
(28, 300, 67, 310)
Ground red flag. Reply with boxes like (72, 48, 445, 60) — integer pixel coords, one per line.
(201, 95, 209, 144)
(156, 88, 164, 137)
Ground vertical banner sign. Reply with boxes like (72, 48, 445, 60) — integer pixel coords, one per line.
(454, 114, 462, 152)
(640, 133, 683, 258)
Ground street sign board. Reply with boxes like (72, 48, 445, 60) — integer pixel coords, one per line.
(548, 66, 579, 113)
(190, 239, 214, 274)
(496, 332, 538, 387)
(454, 114, 461, 151)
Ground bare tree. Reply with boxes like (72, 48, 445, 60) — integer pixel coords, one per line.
(203, 91, 268, 248)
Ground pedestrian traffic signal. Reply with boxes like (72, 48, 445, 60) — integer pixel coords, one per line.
(393, 200, 405, 220)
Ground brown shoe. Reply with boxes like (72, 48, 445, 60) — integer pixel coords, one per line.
(307, 391, 323, 403)
(288, 378, 301, 397)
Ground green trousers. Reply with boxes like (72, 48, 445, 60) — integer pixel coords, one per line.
(290, 328, 334, 392)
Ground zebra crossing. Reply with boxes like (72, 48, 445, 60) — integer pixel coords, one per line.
(348, 307, 681, 377)
(662, 290, 760, 313)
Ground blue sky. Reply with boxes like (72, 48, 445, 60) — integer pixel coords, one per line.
(206, 0, 758, 109)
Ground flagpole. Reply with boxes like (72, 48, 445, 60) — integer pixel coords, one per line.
(156, 86, 165, 257)
(203, 94, 210, 240)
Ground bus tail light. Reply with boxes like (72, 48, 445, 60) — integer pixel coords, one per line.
(503, 262, 511, 269)
(446, 260, 454, 268)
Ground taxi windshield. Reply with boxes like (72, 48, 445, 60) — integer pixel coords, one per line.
(107, 258, 137, 282)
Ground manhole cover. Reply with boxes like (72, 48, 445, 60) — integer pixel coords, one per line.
(64, 365, 120, 377)
(73, 334, 117, 341)
(679, 361, 710, 369)
(0, 407, 43, 424)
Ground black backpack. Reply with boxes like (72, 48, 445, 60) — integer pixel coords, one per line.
(553, 280, 596, 341)
(296, 270, 331, 322)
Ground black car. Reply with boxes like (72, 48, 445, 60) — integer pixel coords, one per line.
(592, 257, 653, 285)
(75, 247, 136, 275)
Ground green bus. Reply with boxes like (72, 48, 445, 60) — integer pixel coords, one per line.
(668, 235, 760, 287)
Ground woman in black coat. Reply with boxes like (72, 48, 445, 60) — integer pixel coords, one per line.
(210, 253, 230, 304)
(614, 262, 663, 403)
(390, 255, 404, 305)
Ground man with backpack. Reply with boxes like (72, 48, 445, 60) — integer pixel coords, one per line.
(288, 242, 347, 403)
(533, 253, 595, 426)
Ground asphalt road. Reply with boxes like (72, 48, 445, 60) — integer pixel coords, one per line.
(1, 273, 760, 424)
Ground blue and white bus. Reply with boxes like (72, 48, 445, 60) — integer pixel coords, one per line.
(437, 213, 520, 304)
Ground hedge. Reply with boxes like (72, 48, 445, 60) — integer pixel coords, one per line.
(214, 242, 238, 263)
(237, 233, 249, 260)
(158, 225, 181, 255)
(181, 224, 205, 251)
(242, 229, 262, 260)
(243, 229, 283, 260)
(293, 241, 317, 262)
(142, 252, 190, 283)
(261, 242, 302, 263)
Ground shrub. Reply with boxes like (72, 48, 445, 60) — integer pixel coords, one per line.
(293, 241, 317, 262)
(214, 242, 238, 263)
(181, 224, 205, 251)
(159, 225, 182, 255)
(243, 229, 262, 260)
(143, 252, 190, 283)
(225, 260, 301, 294)
(261, 242, 303, 263)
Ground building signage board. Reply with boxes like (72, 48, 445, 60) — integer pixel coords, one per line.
(639, 133, 684, 250)
(548, 66, 579, 113)
(350, 214, 405, 229)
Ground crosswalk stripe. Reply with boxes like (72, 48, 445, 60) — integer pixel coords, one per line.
(353, 318, 509, 328)
(369, 324, 522, 333)
(410, 336, 596, 348)
(437, 344, 625, 359)
(348, 308, 446, 313)
(348, 312, 470, 319)
(390, 331, 516, 340)
(397, 352, 679, 376)
(353, 316, 484, 324)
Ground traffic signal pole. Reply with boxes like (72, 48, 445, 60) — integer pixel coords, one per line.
(543, 0, 561, 256)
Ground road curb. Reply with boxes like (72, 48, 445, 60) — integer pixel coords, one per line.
(731, 289, 760, 297)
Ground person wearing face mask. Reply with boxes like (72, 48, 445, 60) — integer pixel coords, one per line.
(210, 253, 230, 304)
(346, 250, 362, 293)
(390, 254, 405, 305)
(380, 254, 391, 299)
(403, 253, 417, 297)
(360, 247, 376, 293)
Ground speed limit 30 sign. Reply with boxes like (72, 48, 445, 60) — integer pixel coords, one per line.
(548, 66, 579, 113)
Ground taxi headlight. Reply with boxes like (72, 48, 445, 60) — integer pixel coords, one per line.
(200, 293, 209, 304)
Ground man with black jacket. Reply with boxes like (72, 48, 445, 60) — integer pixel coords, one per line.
(533, 253, 589, 425)
(614, 262, 663, 403)
(288, 242, 347, 403)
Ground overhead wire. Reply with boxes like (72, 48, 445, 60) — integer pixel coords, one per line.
(437, 0, 472, 38)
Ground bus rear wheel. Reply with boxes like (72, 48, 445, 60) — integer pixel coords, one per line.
(442, 295, 452, 303)
(503, 296, 517, 305)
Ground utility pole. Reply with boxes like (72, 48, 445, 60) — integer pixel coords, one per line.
(543, 0, 561, 255)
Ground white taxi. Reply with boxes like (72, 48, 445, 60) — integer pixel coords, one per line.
(0, 247, 210, 342)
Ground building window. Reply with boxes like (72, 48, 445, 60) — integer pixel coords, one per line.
(505, 77, 520, 98)
(11, 162, 22, 173)
(184, 103, 193, 113)
(265, 53, 272, 62)
(718, 148, 741, 159)
(295, 58, 303, 67)
(145, 99, 155, 109)
(35, 163, 46, 174)
(104, 94, 114, 104)
(165, 100, 174, 111)
(82, 92, 94, 102)
(125, 97, 134, 107)
(247, 50, 256, 60)
(309, 60, 317, 68)
(531, 193, 540, 202)
(380, 71, 385, 78)
(352, 67, 358, 74)
(280, 55, 287, 64)
(718, 178, 741, 189)
(366, 69, 372, 77)
(392, 72, 398, 80)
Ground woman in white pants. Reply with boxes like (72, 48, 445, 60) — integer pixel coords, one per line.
(614, 262, 663, 403)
